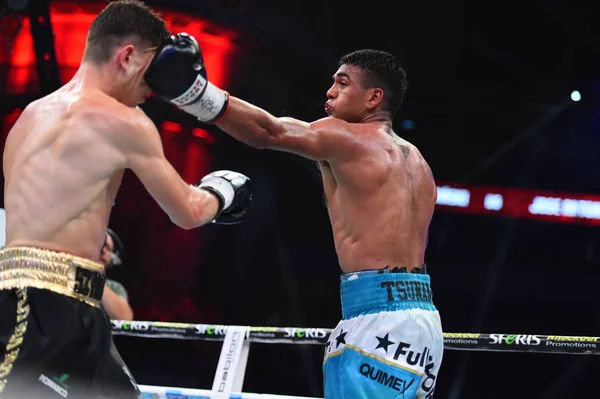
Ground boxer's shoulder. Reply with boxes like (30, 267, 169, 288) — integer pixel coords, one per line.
(70, 92, 128, 118)
(309, 116, 373, 151)
(72, 94, 149, 137)
(309, 116, 354, 135)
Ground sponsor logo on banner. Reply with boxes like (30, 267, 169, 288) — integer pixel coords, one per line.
(444, 333, 481, 339)
(112, 320, 150, 331)
(152, 322, 190, 329)
(546, 335, 598, 342)
(146, 322, 190, 335)
(545, 336, 597, 349)
(194, 324, 228, 336)
(489, 334, 541, 346)
(248, 326, 279, 339)
(443, 333, 480, 345)
(283, 328, 327, 339)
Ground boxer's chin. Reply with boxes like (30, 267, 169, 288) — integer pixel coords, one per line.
(137, 98, 146, 106)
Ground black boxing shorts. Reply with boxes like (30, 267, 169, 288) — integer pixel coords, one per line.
(0, 247, 142, 399)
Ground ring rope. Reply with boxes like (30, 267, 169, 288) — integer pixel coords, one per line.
(111, 320, 600, 355)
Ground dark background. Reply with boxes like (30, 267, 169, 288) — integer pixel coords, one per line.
(2, 0, 600, 397)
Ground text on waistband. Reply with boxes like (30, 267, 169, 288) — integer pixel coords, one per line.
(381, 280, 433, 302)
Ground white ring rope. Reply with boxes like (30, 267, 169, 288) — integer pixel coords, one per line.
(111, 320, 600, 355)
(113, 320, 600, 399)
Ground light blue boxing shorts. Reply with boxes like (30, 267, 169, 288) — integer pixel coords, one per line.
(323, 268, 443, 399)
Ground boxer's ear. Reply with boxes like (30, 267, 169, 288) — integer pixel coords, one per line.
(365, 88, 384, 111)
(117, 45, 135, 70)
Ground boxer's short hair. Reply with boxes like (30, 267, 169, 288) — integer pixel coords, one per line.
(339, 49, 408, 114)
(84, 0, 170, 63)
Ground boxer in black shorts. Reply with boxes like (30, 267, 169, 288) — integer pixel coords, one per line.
(0, 1, 251, 397)
(0, 248, 139, 398)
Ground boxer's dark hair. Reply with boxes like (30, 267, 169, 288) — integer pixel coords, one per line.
(83, 0, 170, 64)
(339, 49, 407, 114)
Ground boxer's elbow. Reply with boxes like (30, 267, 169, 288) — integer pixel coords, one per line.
(174, 187, 220, 230)
(235, 114, 281, 149)
(168, 203, 201, 230)
(236, 120, 271, 149)
(172, 215, 197, 230)
(249, 128, 271, 149)
(172, 208, 204, 230)
(219, 110, 279, 149)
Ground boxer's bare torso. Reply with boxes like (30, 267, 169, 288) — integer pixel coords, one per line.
(318, 123, 436, 274)
(3, 84, 131, 260)
(213, 59, 436, 274)
(3, 69, 223, 262)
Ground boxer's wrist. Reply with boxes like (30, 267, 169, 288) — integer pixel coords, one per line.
(196, 170, 251, 225)
(197, 176, 234, 216)
(178, 81, 229, 123)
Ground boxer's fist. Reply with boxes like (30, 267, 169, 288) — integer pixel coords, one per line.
(197, 171, 251, 225)
(144, 33, 229, 122)
(144, 33, 204, 103)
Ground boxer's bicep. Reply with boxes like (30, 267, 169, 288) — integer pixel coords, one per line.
(265, 117, 361, 161)
(215, 97, 358, 160)
(216, 109, 323, 159)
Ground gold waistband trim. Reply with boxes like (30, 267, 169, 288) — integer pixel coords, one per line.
(0, 247, 105, 307)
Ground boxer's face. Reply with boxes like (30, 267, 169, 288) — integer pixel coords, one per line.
(326, 64, 375, 123)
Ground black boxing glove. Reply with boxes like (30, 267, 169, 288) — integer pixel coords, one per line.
(197, 171, 251, 225)
(144, 33, 229, 123)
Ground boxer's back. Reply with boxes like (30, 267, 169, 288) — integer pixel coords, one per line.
(3, 84, 125, 260)
(321, 124, 436, 273)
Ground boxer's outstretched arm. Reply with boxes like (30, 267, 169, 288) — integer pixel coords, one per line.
(119, 110, 220, 229)
(143, 33, 365, 161)
(215, 97, 363, 161)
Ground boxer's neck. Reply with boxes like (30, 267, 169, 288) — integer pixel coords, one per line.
(358, 110, 392, 126)
(71, 62, 123, 103)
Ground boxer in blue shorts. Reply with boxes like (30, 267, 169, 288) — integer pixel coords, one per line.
(323, 267, 442, 398)
(145, 39, 443, 398)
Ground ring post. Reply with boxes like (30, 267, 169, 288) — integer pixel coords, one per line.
(211, 326, 249, 398)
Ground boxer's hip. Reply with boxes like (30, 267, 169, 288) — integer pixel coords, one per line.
(0, 246, 106, 307)
(323, 269, 443, 398)
(340, 267, 436, 320)
(0, 248, 137, 398)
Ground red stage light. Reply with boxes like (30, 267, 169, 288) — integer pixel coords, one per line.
(162, 121, 183, 133)
(5, 1, 239, 92)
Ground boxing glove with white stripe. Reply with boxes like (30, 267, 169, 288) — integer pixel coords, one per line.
(197, 171, 251, 225)
(144, 33, 229, 123)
